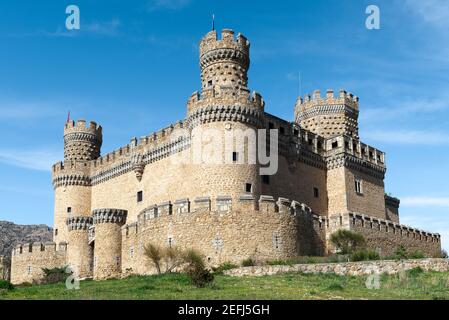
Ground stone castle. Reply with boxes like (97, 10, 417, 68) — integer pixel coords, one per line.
(10, 28, 441, 284)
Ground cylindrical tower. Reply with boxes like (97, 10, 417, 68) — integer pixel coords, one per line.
(92, 209, 127, 280)
(186, 29, 265, 203)
(64, 119, 102, 161)
(52, 119, 101, 244)
(66, 216, 93, 279)
(199, 29, 250, 90)
(294, 89, 360, 139)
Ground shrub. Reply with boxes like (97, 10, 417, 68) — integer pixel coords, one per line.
(407, 267, 424, 277)
(330, 230, 366, 254)
(0, 280, 14, 291)
(394, 245, 408, 259)
(213, 262, 238, 275)
(144, 243, 163, 274)
(163, 246, 185, 273)
(408, 251, 425, 259)
(440, 250, 448, 259)
(350, 250, 380, 262)
(42, 267, 70, 284)
(241, 258, 256, 267)
(183, 249, 214, 288)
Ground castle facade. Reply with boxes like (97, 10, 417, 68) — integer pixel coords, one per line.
(11, 28, 441, 284)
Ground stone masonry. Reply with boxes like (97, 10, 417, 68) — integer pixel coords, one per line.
(10, 28, 441, 284)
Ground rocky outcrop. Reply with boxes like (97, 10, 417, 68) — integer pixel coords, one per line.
(0, 221, 53, 280)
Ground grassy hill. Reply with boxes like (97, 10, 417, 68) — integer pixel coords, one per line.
(1, 269, 449, 300)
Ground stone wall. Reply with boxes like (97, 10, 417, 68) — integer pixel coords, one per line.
(120, 196, 325, 276)
(224, 258, 449, 277)
(348, 212, 441, 257)
(10, 242, 67, 285)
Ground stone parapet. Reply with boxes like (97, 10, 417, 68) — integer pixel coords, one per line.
(224, 258, 449, 277)
(92, 209, 127, 225)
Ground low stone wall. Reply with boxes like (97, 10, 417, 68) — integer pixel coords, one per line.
(224, 258, 449, 277)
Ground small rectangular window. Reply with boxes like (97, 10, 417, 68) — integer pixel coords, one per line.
(268, 122, 274, 129)
(67, 207, 71, 213)
(332, 141, 338, 149)
(55, 229, 58, 236)
(27, 266, 32, 274)
(232, 152, 238, 162)
(137, 191, 143, 202)
(313, 187, 319, 198)
(279, 127, 285, 135)
(245, 183, 252, 193)
(355, 179, 363, 195)
(262, 175, 270, 185)
(208, 80, 213, 86)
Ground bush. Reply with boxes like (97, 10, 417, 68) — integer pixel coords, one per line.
(330, 230, 366, 254)
(213, 262, 238, 275)
(144, 243, 185, 274)
(144, 244, 163, 274)
(394, 245, 408, 259)
(241, 258, 256, 267)
(0, 280, 14, 291)
(440, 250, 448, 259)
(42, 267, 70, 284)
(407, 266, 424, 277)
(183, 249, 214, 288)
(350, 250, 380, 262)
(408, 251, 425, 259)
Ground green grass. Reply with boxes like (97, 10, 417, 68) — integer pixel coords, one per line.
(1, 271, 449, 300)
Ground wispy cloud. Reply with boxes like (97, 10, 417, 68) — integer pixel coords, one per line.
(146, 0, 192, 12)
(0, 149, 60, 171)
(8, 19, 121, 38)
(362, 97, 449, 122)
(404, 0, 449, 27)
(364, 129, 449, 145)
(401, 196, 449, 207)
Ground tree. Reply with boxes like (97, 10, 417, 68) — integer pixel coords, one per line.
(330, 230, 366, 255)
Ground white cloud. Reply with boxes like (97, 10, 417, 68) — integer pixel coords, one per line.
(364, 130, 449, 145)
(401, 196, 449, 207)
(0, 149, 60, 171)
(146, 0, 191, 11)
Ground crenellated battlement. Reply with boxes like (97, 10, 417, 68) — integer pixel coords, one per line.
(123, 195, 323, 236)
(64, 119, 102, 137)
(295, 89, 360, 139)
(296, 89, 359, 112)
(64, 119, 103, 162)
(12, 242, 68, 256)
(199, 29, 250, 68)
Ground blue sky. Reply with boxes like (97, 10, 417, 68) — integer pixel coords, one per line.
(0, 0, 448, 250)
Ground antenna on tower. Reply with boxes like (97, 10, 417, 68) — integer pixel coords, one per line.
(212, 13, 215, 31)
(67, 110, 71, 123)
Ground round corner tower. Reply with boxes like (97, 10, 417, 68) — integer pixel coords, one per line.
(92, 209, 127, 280)
(66, 216, 94, 279)
(186, 29, 266, 202)
(294, 89, 360, 139)
(52, 119, 102, 245)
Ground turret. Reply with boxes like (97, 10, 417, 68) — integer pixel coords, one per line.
(199, 29, 250, 91)
(92, 209, 127, 280)
(66, 216, 93, 279)
(294, 89, 359, 139)
(64, 120, 102, 162)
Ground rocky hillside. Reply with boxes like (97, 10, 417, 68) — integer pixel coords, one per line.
(0, 221, 53, 259)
